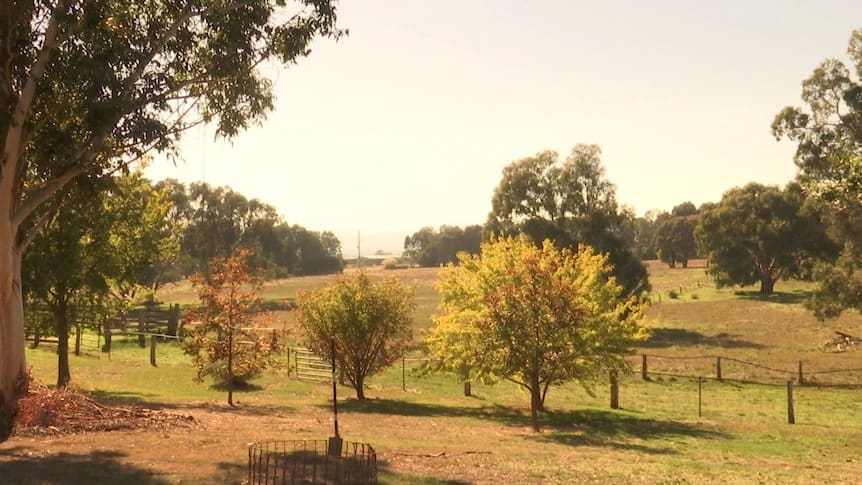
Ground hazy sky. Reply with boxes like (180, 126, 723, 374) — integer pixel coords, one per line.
(144, 1, 862, 254)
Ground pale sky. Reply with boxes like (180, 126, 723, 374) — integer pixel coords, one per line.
(144, 1, 862, 255)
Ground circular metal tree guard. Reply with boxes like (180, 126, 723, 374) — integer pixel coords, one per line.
(247, 439, 377, 484)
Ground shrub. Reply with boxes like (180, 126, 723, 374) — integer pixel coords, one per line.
(296, 272, 414, 400)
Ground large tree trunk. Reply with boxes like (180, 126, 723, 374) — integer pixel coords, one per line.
(354, 374, 365, 400)
(759, 275, 775, 295)
(0, 247, 27, 441)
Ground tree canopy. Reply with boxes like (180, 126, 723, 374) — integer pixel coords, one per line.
(655, 215, 698, 268)
(773, 27, 862, 317)
(23, 172, 177, 387)
(156, 180, 343, 280)
(403, 225, 482, 267)
(296, 272, 414, 400)
(0, 0, 342, 440)
(425, 236, 646, 431)
(485, 144, 649, 297)
(696, 183, 836, 294)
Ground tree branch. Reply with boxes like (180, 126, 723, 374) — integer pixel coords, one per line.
(16, 190, 65, 254)
(1, 0, 67, 204)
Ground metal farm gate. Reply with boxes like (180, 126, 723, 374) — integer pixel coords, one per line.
(293, 347, 332, 382)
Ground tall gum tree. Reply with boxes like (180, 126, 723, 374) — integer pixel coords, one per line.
(0, 0, 343, 440)
(485, 144, 649, 297)
(773, 28, 862, 317)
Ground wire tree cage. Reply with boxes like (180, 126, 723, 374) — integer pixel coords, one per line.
(247, 338, 377, 484)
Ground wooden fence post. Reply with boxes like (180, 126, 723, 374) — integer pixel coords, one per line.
(138, 314, 146, 348)
(787, 380, 795, 424)
(150, 335, 157, 367)
(74, 322, 82, 356)
(463, 367, 472, 397)
(641, 354, 648, 380)
(716, 357, 722, 381)
(797, 360, 804, 385)
(167, 304, 180, 336)
(610, 372, 619, 409)
(286, 347, 291, 377)
(103, 319, 112, 353)
(697, 377, 703, 417)
(402, 356, 406, 391)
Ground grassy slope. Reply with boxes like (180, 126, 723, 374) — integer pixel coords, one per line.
(4, 262, 862, 484)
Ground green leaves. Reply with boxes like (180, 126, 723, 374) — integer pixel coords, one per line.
(296, 272, 415, 399)
(486, 145, 649, 297)
(696, 183, 837, 294)
(425, 236, 646, 413)
(773, 27, 862, 314)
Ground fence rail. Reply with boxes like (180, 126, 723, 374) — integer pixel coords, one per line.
(292, 347, 332, 382)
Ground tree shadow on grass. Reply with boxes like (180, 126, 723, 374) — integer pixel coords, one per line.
(642, 328, 765, 349)
(0, 447, 170, 485)
(83, 389, 293, 417)
(529, 409, 727, 455)
(734, 290, 811, 305)
(215, 460, 246, 484)
(328, 399, 727, 455)
(209, 381, 265, 392)
(87, 389, 160, 404)
(330, 398, 523, 424)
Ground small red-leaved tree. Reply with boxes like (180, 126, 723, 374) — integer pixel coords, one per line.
(181, 249, 282, 406)
(296, 272, 414, 400)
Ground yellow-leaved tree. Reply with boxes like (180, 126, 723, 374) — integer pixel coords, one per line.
(425, 236, 647, 431)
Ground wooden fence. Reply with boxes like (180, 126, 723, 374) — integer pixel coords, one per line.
(24, 303, 182, 357)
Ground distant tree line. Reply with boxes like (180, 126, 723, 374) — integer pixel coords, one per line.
(404, 159, 841, 298)
(403, 225, 483, 267)
(155, 179, 343, 285)
(22, 174, 344, 387)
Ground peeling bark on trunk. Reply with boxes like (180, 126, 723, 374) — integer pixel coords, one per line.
(0, 247, 27, 441)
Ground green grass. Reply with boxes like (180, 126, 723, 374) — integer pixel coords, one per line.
(4, 261, 862, 483)
(18, 337, 862, 483)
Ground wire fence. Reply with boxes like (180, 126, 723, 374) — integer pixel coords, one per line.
(631, 353, 862, 387)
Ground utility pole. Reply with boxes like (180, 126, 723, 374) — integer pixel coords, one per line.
(356, 229, 361, 269)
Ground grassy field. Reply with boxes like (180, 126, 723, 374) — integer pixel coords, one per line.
(2, 261, 862, 484)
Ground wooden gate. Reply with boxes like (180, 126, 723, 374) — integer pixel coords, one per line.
(293, 347, 332, 382)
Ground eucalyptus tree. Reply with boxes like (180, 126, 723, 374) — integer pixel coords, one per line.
(486, 144, 649, 296)
(0, 0, 342, 439)
(696, 183, 836, 295)
(773, 27, 862, 317)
